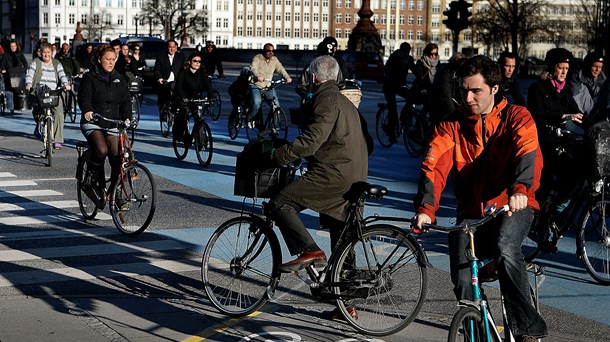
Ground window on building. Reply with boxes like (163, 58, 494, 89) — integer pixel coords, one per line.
(408, 0, 414, 10)
(464, 32, 471, 41)
(93, 14, 100, 25)
(295, 12, 300, 21)
(56, 0, 61, 5)
(43, 12, 49, 25)
(389, 30, 395, 39)
(380, 30, 386, 39)
(224, 18, 229, 28)
(445, 31, 451, 41)
(267, 12, 272, 20)
(337, 0, 342, 7)
(381, 15, 386, 24)
(314, 13, 319, 21)
(257, 11, 262, 20)
(276, 13, 282, 21)
(216, 18, 222, 28)
(432, 19, 439, 28)
(399, 30, 404, 39)
(247, 11, 253, 20)
(322, 28, 328, 36)
(237, 27, 243, 35)
(285, 28, 291, 37)
(304, 28, 309, 37)
(313, 28, 319, 38)
(336, 14, 342, 23)
(444, 47, 450, 57)
(294, 28, 300, 37)
(81, 14, 87, 24)
(266, 27, 272, 36)
(117, 14, 123, 25)
(390, 15, 396, 24)
(336, 29, 342, 38)
(417, 0, 423, 10)
(256, 27, 262, 36)
(345, 28, 351, 37)
(417, 15, 423, 26)
(238, 11, 243, 20)
(399, 15, 404, 25)
(304, 13, 310, 21)
(408, 15, 413, 25)
(81, 0, 87, 6)
(408, 30, 413, 40)
(346, 0, 351, 7)
(106, 0, 111, 6)
(432, 3, 439, 13)
(432, 33, 439, 41)
(247, 27, 253, 36)
(69, 13, 75, 25)
(276, 28, 281, 36)
(285, 12, 291, 21)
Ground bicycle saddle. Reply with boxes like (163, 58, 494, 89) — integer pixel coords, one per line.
(343, 182, 388, 203)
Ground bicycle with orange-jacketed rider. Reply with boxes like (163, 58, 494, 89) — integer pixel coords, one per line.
(414, 98, 543, 222)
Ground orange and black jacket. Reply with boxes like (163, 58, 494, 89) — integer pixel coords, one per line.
(414, 98, 543, 222)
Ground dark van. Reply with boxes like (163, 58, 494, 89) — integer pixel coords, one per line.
(116, 36, 167, 87)
(338, 50, 384, 83)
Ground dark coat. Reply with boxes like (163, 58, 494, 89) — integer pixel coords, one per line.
(153, 51, 186, 81)
(173, 67, 214, 103)
(203, 50, 224, 77)
(495, 74, 526, 106)
(78, 66, 131, 125)
(274, 80, 369, 221)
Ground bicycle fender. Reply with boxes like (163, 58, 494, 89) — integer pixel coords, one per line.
(457, 299, 480, 310)
(407, 234, 431, 268)
(247, 214, 283, 298)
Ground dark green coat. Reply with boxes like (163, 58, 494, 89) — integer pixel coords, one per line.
(274, 80, 369, 221)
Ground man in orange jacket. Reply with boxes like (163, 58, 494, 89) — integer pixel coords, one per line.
(412, 55, 547, 342)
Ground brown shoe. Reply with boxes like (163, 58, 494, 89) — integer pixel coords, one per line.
(278, 250, 327, 273)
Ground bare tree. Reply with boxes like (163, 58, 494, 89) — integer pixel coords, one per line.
(576, 0, 603, 52)
(82, 9, 115, 42)
(141, 0, 208, 45)
(473, 0, 547, 58)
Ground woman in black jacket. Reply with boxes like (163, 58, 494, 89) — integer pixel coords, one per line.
(172, 52, 214, 141)
(78, 44, 132, 208)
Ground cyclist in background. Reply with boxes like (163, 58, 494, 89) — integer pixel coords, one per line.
(203, 40, 224, 78)
(570, 51, 606, 117)
(153, 40, 186, 119)
(78, 43, 95, 73)
(412, 55, 547, 342)
(227, 67, 252, 123)
(24, 42, 71, 150)
(248, 43, 292, 127)
(56, 42, 80, 78)
(131, 45, 147, 77)
(381, 42, 415, 143)
(172, 52, 215, 142)
(0, 40, 28, 114)
(429, 52, 466, 122)
(78, 44, 132, 209)
(412, 43, 440, 106)
(495, 51, 526, 106)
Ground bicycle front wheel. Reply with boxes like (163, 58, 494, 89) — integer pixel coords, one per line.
(172, 114, 192, 160)
(331, 225, 427, 336)
(578, 199, 610, 285)
(44, 116, 53, 167)
(110, 163, 157, 236)
(76, 151, 98, 220)
(375, 106, 394, 148)
(202, 216, 281, 316)
(228, 111, 242, 140)
(270, 108, 288, 140)
(194, 121, 213, 167)
(404, 109, 426, 158)
(448, 306, 488, 342)
(209, 90, 222, 121)
(160, 106, 172, 138)
(131, 94, 141, 122)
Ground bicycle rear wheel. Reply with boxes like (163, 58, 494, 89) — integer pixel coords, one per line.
(110, 163, 157, 236)
(209, 90, 222, 121)
(375, 106, 394, 148)
(131, 94, 141, 122)
(202, 216, 281, 316)
(448, 306, 490, 342)
(44, 116, 53, 167)
(194, 121, 213, 167)
(578, 199, 610, 285)
(331, 225, 427, 336)
(228, 110, 242, 140)
(76, 151, 99, 220)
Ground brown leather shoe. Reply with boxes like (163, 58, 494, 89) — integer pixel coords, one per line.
(278, 250, 327, 273)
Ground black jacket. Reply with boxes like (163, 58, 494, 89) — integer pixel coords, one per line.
(495, 74, 526, 106)
(203, 50, 224, 77)
(153, 51, 186, 81)
(173, 67, 214, 103)
(78, 66, 131, 125)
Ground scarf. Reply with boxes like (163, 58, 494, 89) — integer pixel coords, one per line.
(100, 69, 111, 82)
(550, 78, 566, 93)
(422, 56, 439, 83)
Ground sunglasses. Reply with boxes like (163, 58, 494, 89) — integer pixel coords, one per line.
(191, 59, 202, 63)
(428, 52, 438, 56)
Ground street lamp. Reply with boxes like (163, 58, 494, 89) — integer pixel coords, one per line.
(134, 14, 139, 36)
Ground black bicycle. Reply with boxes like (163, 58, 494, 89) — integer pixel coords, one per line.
(246, 79, 289, 141)
(172, 98, 214, 167)
(62, 75, 79, 123)
(75, 114, 157, 236)
(32, 85, 62, 167)
(202, 179, 428, 336)
(376, 99, 432, 157)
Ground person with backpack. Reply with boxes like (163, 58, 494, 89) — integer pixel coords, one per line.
(0, 40, 28, 114)
(25, 42, 71, 150)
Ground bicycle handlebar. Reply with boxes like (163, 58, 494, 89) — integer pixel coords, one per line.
(419, 204, 509, 234)
(92, 113, 136, 129)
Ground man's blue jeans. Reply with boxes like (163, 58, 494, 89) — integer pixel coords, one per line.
(448, 207, 548, 339)
(248, 84, 279, 121)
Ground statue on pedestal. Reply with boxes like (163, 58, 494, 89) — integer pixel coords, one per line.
(73, 22, 85, 43)
(347, 0, 383, 55)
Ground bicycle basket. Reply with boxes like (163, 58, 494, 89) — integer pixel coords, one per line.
(234, 139, 291, 198)
(588, 121, 610, 182)
(35, 87, 60, 109)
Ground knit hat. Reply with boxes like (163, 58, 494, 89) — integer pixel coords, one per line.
(545, 48, 572, 72)
(583, 51, 605, 69)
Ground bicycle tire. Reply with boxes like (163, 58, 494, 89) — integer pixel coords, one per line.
(375, 106, 394, 148)
(131, 94, 141, 122)
(209, 90, 222, 121)
(228, 112, 241, 140)
(194, 121, 213, 167)
(160, 105, 172, 138)
(109, 163, 157, 236)
(404, 109, 426, 158)
(45, 115, 53, 167)
(578, 199, 610, 285)
(0, 93, 5, 115)
(172, 114, 192, 160)
(270, 108, 288, 140)
(331, 224, 428, 336)
(76, 151, 99, 220)
(447, 306, 490, 342)
(202, 216, 281, 316)
(68, 91, 78, 123)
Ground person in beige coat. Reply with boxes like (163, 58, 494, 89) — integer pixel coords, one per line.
(248, 43, 292, 124)
(267, 55, 372, 273)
